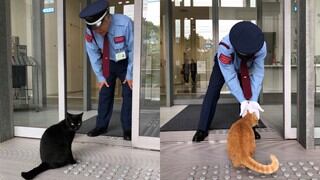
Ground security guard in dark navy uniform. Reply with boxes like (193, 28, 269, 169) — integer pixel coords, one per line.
(193, 21, 267, 142)
(79, 0, 133, 140)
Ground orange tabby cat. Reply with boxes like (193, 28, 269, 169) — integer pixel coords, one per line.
(227, 112, 279, 174)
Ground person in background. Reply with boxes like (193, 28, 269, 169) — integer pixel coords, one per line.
(190, 59, 197, 84)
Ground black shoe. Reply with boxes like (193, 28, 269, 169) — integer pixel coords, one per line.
(87, 128, 107, 137)
(192, 130, 208, 142)
(252, 127, 261, 139)
(123, 130, 131, 141)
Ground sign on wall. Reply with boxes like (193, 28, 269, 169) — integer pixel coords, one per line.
(197, 61, 206, 74)
(42, 7, 55, 14)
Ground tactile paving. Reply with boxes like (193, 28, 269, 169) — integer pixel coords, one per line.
(63, 161, 160, 180)
(186, 160, 320, 179)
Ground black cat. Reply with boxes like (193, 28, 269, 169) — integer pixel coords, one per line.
(21, 112, 83, 180)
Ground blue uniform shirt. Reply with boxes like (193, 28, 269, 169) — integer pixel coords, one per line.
(217, 35, 267, 103)
(85, 14, 134, 82)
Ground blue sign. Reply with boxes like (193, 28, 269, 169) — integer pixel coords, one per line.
(42, 7, 55, 14)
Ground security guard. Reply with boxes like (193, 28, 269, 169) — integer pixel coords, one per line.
(193, 21, 266, 142)
(79, 0, 133, 140)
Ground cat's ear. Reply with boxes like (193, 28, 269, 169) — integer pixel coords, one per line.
(78, 112, 84, 119)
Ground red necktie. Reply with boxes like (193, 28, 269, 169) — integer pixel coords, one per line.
(240, 60, 252, 100)
(102, 35, 110, 78)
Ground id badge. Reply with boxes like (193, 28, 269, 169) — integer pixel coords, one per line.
(115, 51, 127, 61)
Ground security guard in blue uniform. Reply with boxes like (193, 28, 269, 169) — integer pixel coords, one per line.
(79, 0, 133, 140)
(193, 21, 266, 142)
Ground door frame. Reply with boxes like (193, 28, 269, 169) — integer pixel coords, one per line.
(283, 0, 297, 139)
(132, 0, 160, 150)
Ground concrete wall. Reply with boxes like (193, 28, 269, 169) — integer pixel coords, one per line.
(316, 0, 320, 56)
(0, 0, 14, 142)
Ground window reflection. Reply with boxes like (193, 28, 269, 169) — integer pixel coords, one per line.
(140, 0, 160, 137)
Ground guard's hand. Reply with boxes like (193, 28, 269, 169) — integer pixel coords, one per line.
(240, 100, 250, 117)
(248, 101, 264, 119)
(123, 79, 133, 90)
(98, 80, 109, 90)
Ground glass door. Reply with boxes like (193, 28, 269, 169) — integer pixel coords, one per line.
(132, 0, 160, 150)
(66, 0, 136, 138)
(171, 0, 215, 102)
(11, 0, 65, 138)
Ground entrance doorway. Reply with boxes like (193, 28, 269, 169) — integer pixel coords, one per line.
(161, 0, 296, 139)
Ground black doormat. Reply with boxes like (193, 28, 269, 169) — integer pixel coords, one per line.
(160, 104, 266, 131)
(77, 111, 123, 137)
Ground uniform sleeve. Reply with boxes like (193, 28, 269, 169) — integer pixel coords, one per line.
(250, 42, 267, 101)
(217, 40, 246, 103)
(125, 19, 134, 80)
(85, 31, 105, 83)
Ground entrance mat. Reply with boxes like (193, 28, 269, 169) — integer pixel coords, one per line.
(77, 111, 122, 137)
(161, 104, 266, 131)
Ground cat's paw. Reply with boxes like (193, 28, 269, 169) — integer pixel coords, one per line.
(70, 159, 77, 164)
(21, 172, 30, 180)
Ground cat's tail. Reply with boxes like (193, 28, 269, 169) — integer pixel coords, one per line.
(242, 154, 279, 174)
(21, 162, 50, 180)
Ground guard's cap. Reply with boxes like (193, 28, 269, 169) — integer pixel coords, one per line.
(229, 21, 264, 56)
(79, 0, 109, 29)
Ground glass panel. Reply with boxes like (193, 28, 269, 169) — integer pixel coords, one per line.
(184, 0, 191, 7)
(184, 19, 191, 39)
(140, 0, 160, 137)
(218, 4, 257, 94)
(260, 0, 284, 134)
(175, 0, 181, 7)
(109, 6, 115, 14)
(11, 0, 59, 128)
(221, 0, 245, 7)
(314, 0, 320, 142)
(220, 0, 256, 7)
(291, 0, 298, 128)
(82, 0, 135, 137)
(193, 0, 212, 7)
(250, 0, 256, 7)
(89, 0, 136, 109)
(123, 4, 134, 20)
(160, 1, 165, 106)
(172, 5, 213, 100)
(66, 0, 86, 112)
(175, 19, 181, 42)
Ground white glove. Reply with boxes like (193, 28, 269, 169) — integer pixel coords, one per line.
(248, 101, 264, 119)
(240, 100, 250, 117)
